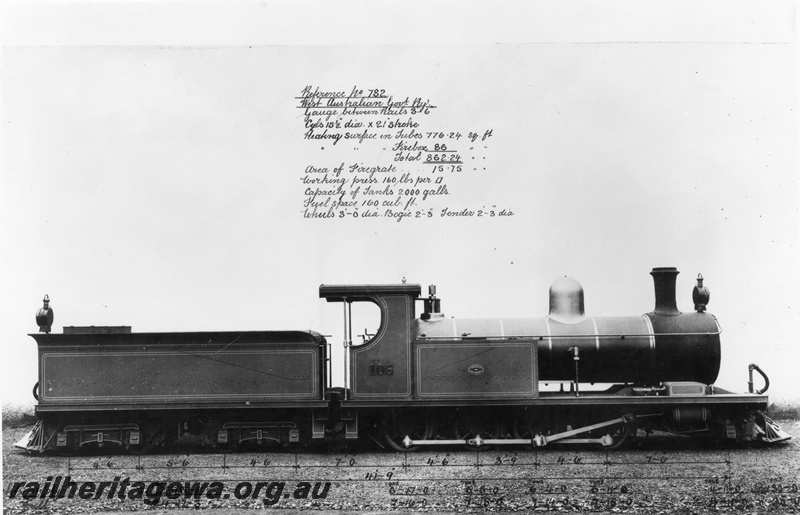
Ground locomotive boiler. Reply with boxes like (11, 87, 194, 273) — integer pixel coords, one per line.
(16, 267, 790, 454)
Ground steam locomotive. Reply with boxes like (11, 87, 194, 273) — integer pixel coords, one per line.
(16, 267, 790, 453)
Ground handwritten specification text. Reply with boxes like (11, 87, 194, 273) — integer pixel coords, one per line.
(298, 85, 513, 222)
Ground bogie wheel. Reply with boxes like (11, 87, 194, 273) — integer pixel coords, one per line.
(383, 411, 433, 452)
(452, 412, 505, 451)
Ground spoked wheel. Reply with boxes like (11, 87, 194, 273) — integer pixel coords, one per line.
(383, 411, 433, 452)
(452, 411, 504, 451)
(511, 415, 538, 450)
(603, 415, 639, 450)
(126, 431, 148, 455)
(54, 446, 79, 457)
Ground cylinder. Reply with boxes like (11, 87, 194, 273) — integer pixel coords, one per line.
(670, 406, 709, 428)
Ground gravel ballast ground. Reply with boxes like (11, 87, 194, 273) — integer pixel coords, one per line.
(4, 421, 799, 514)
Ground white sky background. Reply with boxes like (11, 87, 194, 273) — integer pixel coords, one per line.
(0, 1, 797, 407)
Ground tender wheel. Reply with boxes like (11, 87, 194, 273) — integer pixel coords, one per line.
(383, 411, 432, 452)
(127, 445, 147, 455)
(54, 445, 79, 457)
(148, 430, 168, 450)
(452, 412, 504, 450)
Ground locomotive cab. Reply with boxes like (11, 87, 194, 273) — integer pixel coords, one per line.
(320, 284, 421, 400)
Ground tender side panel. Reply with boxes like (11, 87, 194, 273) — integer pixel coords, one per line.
(415, 340, 538, 399)
(35, 331, 323, 407)
(41, 350, 317, 402)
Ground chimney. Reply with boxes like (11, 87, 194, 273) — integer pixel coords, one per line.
(650, 267, 681, 316)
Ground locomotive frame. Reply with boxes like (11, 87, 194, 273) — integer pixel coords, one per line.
(16, 267, 791, 454)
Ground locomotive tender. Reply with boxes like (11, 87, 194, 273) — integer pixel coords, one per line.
(16, 267, 790, 453)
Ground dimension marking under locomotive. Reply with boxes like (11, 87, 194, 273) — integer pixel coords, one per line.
(16, 267, 791, 454)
